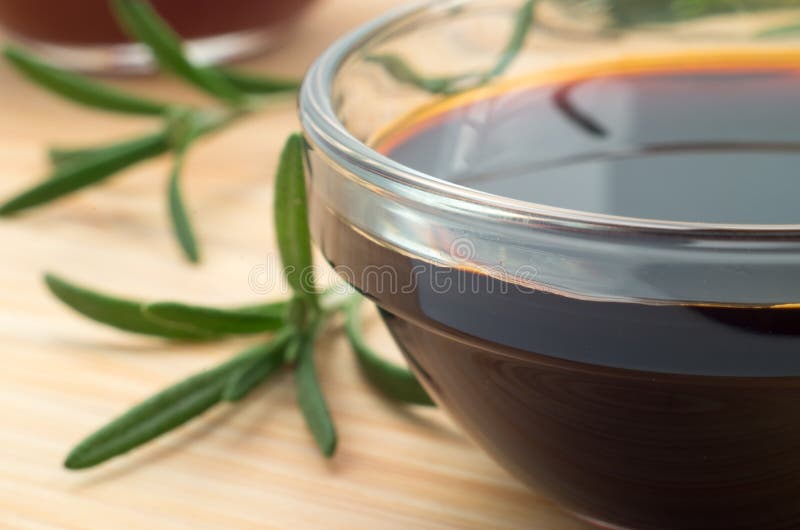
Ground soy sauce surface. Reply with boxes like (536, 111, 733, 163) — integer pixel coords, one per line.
(378, 61, 800, 224)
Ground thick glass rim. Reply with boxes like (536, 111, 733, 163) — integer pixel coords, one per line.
(299, 0, 800, 238)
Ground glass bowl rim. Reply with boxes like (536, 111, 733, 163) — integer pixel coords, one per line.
(299, 0, 800, 238)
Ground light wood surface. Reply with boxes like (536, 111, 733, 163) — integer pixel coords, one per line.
(0, 2, 591, 528)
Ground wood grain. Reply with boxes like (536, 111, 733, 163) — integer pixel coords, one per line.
(0, 1, 590, 528)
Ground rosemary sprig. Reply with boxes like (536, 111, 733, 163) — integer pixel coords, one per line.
(59, 135, 433, 470)
(64, 332, 288, 469)
(0, 130, 170, 216)
(0, 0, 297, 263)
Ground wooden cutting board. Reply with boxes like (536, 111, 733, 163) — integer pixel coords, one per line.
(0, 1, 591, 528)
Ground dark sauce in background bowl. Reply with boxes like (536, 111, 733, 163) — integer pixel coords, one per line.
(0, 0, 314, 45)
(0, 0, 316, 71)
(310, 52, 800, 529)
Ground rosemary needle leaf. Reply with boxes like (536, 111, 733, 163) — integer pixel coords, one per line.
(344, 298, 434, 406)
(294, 319, 336, 457)
(219, 69, 301, 94)
(223, 329, 294, 402)
(363, 54, 467, 94)
(283, 336, 302, 364)
(143, 302, 284, 335)
(366, 0, 535, 94)
(48, 145, 120, 167)
(236, 300, 289, 319)
(111, 0, 244, 105)
(3, 46, 171, 116)
(64, 344, 271, 469)
(484, 0, 536, 80)
(0, 131, 169, 216)
(274, 133, 317, 301)
(5, 112, 233, 216)
(167, 113, 200, 263)
(44, 273, 213, 340)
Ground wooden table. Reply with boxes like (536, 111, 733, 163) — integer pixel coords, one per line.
(0, 1, 591, 528)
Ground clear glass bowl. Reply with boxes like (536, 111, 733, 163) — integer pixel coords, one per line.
(299, 2, 800, 528)
(0, 0, 315, 73)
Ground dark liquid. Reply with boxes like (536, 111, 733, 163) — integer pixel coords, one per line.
(379, 56, 800, 225)
(0, 0, 314, 45)
(311, 58, 800, 529)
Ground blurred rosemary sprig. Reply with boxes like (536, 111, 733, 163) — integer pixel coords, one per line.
(1, 0, 433, 470)
(365, 0, 800, 97)
(0, 0, 300, 263)
(365, 0, 536, 95)
(58, 133, 433, 471)
(607, 0, 800, 26)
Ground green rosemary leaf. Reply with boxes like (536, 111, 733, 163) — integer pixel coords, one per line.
(111, 0, 244, 105)
(667, 0, 790, 21)
(757, 21, 800, 39)
(166, 111, 200, 263)
(0, 131, 169, 216)
(274, 133, 317, 301)
(607, 0, 795, 26)
(236, 300, 289, 319)
(363, 54, 473, 94)
(167, 159, 199, 262)
(366, 0, 535, 94)
(143, 302, 285, 335)
(483, 0, 536, 80)
(283, 338, 302, 364)
(48, 145, 116, 167)
(219, 69, 301, 94)
(293, 318, 336, 457)
(3, 111, 235, 216)
(64, 343, 271, 469)
(3, 46, 171, 116)
(607, 0, 676, 25)
(223, 329, 294, 402)
(44, 273, 213, 340)
(344, 298, 434, 406)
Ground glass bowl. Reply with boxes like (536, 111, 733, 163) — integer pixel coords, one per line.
(299, 1, 800, 528)
(0, 0, 316, 73)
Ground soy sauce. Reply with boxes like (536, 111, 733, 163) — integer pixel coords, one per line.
(312, 55, 800, 529)
(377, 56, 800, 225)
